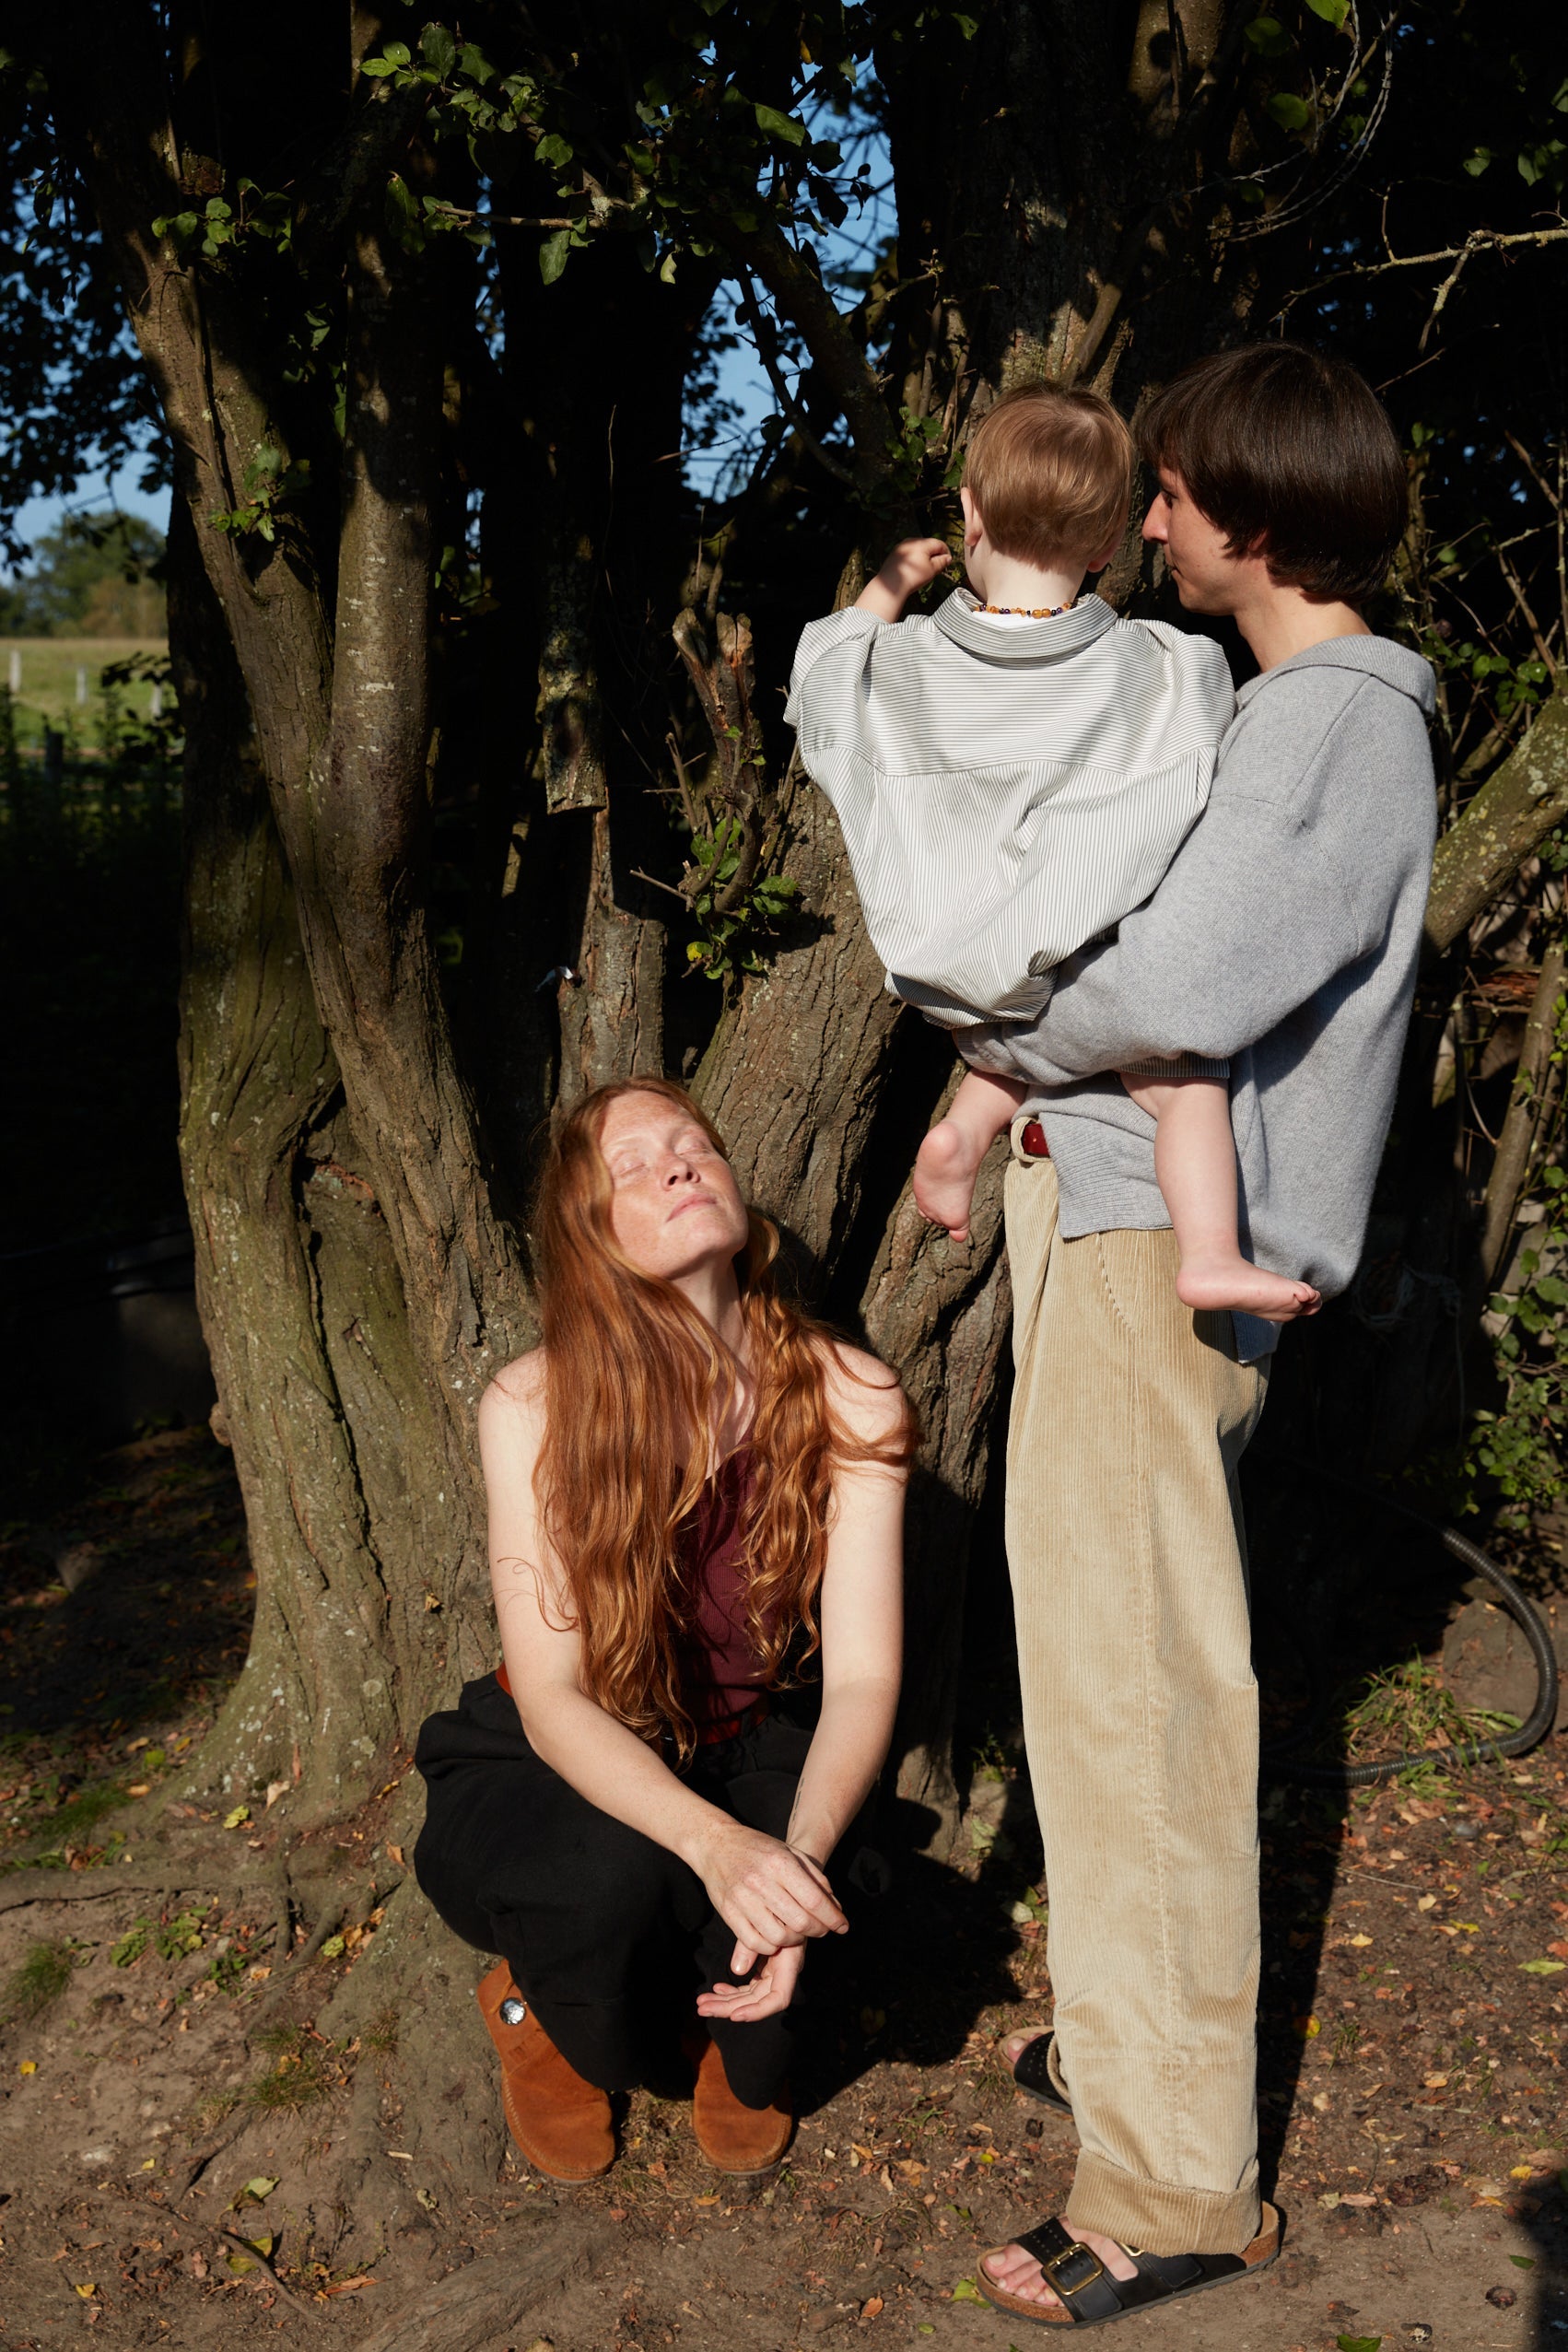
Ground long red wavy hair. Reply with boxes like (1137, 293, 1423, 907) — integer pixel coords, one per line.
(531, 1078, 915, 1757)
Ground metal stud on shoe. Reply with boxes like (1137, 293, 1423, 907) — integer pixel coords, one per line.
(499, 1996, 527, 2026)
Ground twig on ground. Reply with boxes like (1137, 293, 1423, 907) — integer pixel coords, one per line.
(218, 2227, 323, 2319)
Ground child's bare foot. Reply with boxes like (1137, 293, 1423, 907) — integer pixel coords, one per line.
(913, 1117, 987, 1241)
(1176, 1254, 1321, 1321)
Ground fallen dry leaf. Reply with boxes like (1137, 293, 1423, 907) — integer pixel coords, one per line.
(1417, 1895, 1437, 1912)
(1348, 1933, 1374, 1948)
(861, 2294, 884, 2318)
(322, 2275, 375, 2298)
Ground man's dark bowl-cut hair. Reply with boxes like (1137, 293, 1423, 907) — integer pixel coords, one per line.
(1138, 342, 1408, 605)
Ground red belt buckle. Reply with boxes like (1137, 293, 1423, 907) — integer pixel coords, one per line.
(1020, 1118, 1049, 1159)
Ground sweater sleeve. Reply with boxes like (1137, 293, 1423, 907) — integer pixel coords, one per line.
(988, 697, 1364, 1089)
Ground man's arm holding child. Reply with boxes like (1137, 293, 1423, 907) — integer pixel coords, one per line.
(977, 708, 1364, 1091)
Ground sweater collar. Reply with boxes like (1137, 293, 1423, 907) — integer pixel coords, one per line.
(933, 585, 1117, 664)
(1235, 632, 1437, 716)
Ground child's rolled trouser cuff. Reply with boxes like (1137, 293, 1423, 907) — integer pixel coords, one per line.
(1117, 1053, 1230, 1082)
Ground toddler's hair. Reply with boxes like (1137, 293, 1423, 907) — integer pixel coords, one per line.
(963, 385, 1134, 569)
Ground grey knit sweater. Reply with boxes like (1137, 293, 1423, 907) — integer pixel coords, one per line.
(976, 635, 1438, 1357)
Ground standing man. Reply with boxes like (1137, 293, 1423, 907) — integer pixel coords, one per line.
(973, 344, 1436, 2329)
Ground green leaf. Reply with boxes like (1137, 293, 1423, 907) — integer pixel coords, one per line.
(360, 55, 395, 77)
(1519, 1957, 1565, 1974)
(1268, 92, 1312, 132)
(1336, 2338, 1383, 2352)
(1243, 15, 1292, 55)
(1509, 2254, 1536, 2267)
(381, 40, 411, 67)
(755, 102, 808, 146)
(420, 24, 456, 76)
(1304, 0, 1349, 22)
(241, 2177, 279, 2203)
(321, 1933, 346, 1960)
(951, 2278, 987, 2304)
(535, 132, 573, 169)
(539, 228, 572, 284)
(223, 1805, 251, 1830)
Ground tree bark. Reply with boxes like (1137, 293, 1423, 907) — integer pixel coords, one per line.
(1478, 934, 1567, 1291)
(1425, 687, 1568, 955)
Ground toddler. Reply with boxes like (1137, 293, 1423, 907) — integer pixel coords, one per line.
(785, 384, 1318, 1320)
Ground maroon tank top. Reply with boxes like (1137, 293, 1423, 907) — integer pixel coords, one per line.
(675, 1444, 771, 1726)
(494, 1445, 773, 1732)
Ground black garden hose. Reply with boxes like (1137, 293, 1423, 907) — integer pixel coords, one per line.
(1257, 1459, 1560, 1786)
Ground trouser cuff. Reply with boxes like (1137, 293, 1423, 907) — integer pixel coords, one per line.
(1066, 2149, 1260, 2258)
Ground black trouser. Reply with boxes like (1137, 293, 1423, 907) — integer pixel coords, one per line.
(413, 1673, 812, 2110)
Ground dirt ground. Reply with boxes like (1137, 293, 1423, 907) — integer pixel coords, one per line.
(2, 1428, 1566, 2352)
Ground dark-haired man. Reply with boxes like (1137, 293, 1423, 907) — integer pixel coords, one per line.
(972, 344, 1437, 2329)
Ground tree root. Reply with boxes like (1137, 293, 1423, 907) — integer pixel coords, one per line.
(0, 1868, 259, 1916)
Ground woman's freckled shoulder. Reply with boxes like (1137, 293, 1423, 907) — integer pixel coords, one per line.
(821, 1338, 907, 1435)
(479, 1346, 547, 1426)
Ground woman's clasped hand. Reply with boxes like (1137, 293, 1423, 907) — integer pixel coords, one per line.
(692, 1822, 848, 2023)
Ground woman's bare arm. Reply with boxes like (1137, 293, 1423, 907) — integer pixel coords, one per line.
(479, 1359, 847, 1960)
(697, 1341, 908, 2023)
(787, 1343, 907, 1864)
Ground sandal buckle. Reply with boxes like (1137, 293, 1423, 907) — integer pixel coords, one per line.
(1043, 2242, 1104, 2293)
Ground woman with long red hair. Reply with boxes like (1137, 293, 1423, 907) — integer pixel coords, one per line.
(414, 1080, 912, 2182)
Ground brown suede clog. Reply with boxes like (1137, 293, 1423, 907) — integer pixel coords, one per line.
(475, 1960, 614, 2182)
(690, 2031, 793, 2178)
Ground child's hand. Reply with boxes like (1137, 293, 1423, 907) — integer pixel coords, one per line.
(856, 537, 954, 623)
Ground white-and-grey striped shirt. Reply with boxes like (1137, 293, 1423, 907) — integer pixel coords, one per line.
(785, 589, 1235, 1028)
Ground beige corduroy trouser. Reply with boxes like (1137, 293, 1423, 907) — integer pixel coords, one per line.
(1003, 1142, 1270, 2256)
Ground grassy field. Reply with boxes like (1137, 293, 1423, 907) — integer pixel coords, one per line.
(1, 635, 169, 751)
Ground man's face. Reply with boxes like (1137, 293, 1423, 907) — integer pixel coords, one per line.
(1141, 469, 1253, 614)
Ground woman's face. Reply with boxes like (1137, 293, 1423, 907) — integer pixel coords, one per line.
(598, 1093, 750, 1284)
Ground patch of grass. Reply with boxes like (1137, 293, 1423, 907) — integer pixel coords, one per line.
(1336, 1653, 1522, 1767)
(245, 2027, 345, 2113)
(6, 1937, 74, 2019)
(361, 2007, 400, 2053)
(32, 1778, 129, 1851)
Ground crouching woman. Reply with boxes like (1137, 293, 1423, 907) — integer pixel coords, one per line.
(414, 1080, 911, 2182)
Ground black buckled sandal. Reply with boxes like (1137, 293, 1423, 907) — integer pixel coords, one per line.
(1010, 2030, 1072, 2117)
(977, 2204, 1283, 2328)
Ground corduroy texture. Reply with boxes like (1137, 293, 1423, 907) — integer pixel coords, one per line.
(1004, 1146, 1269, 2257)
